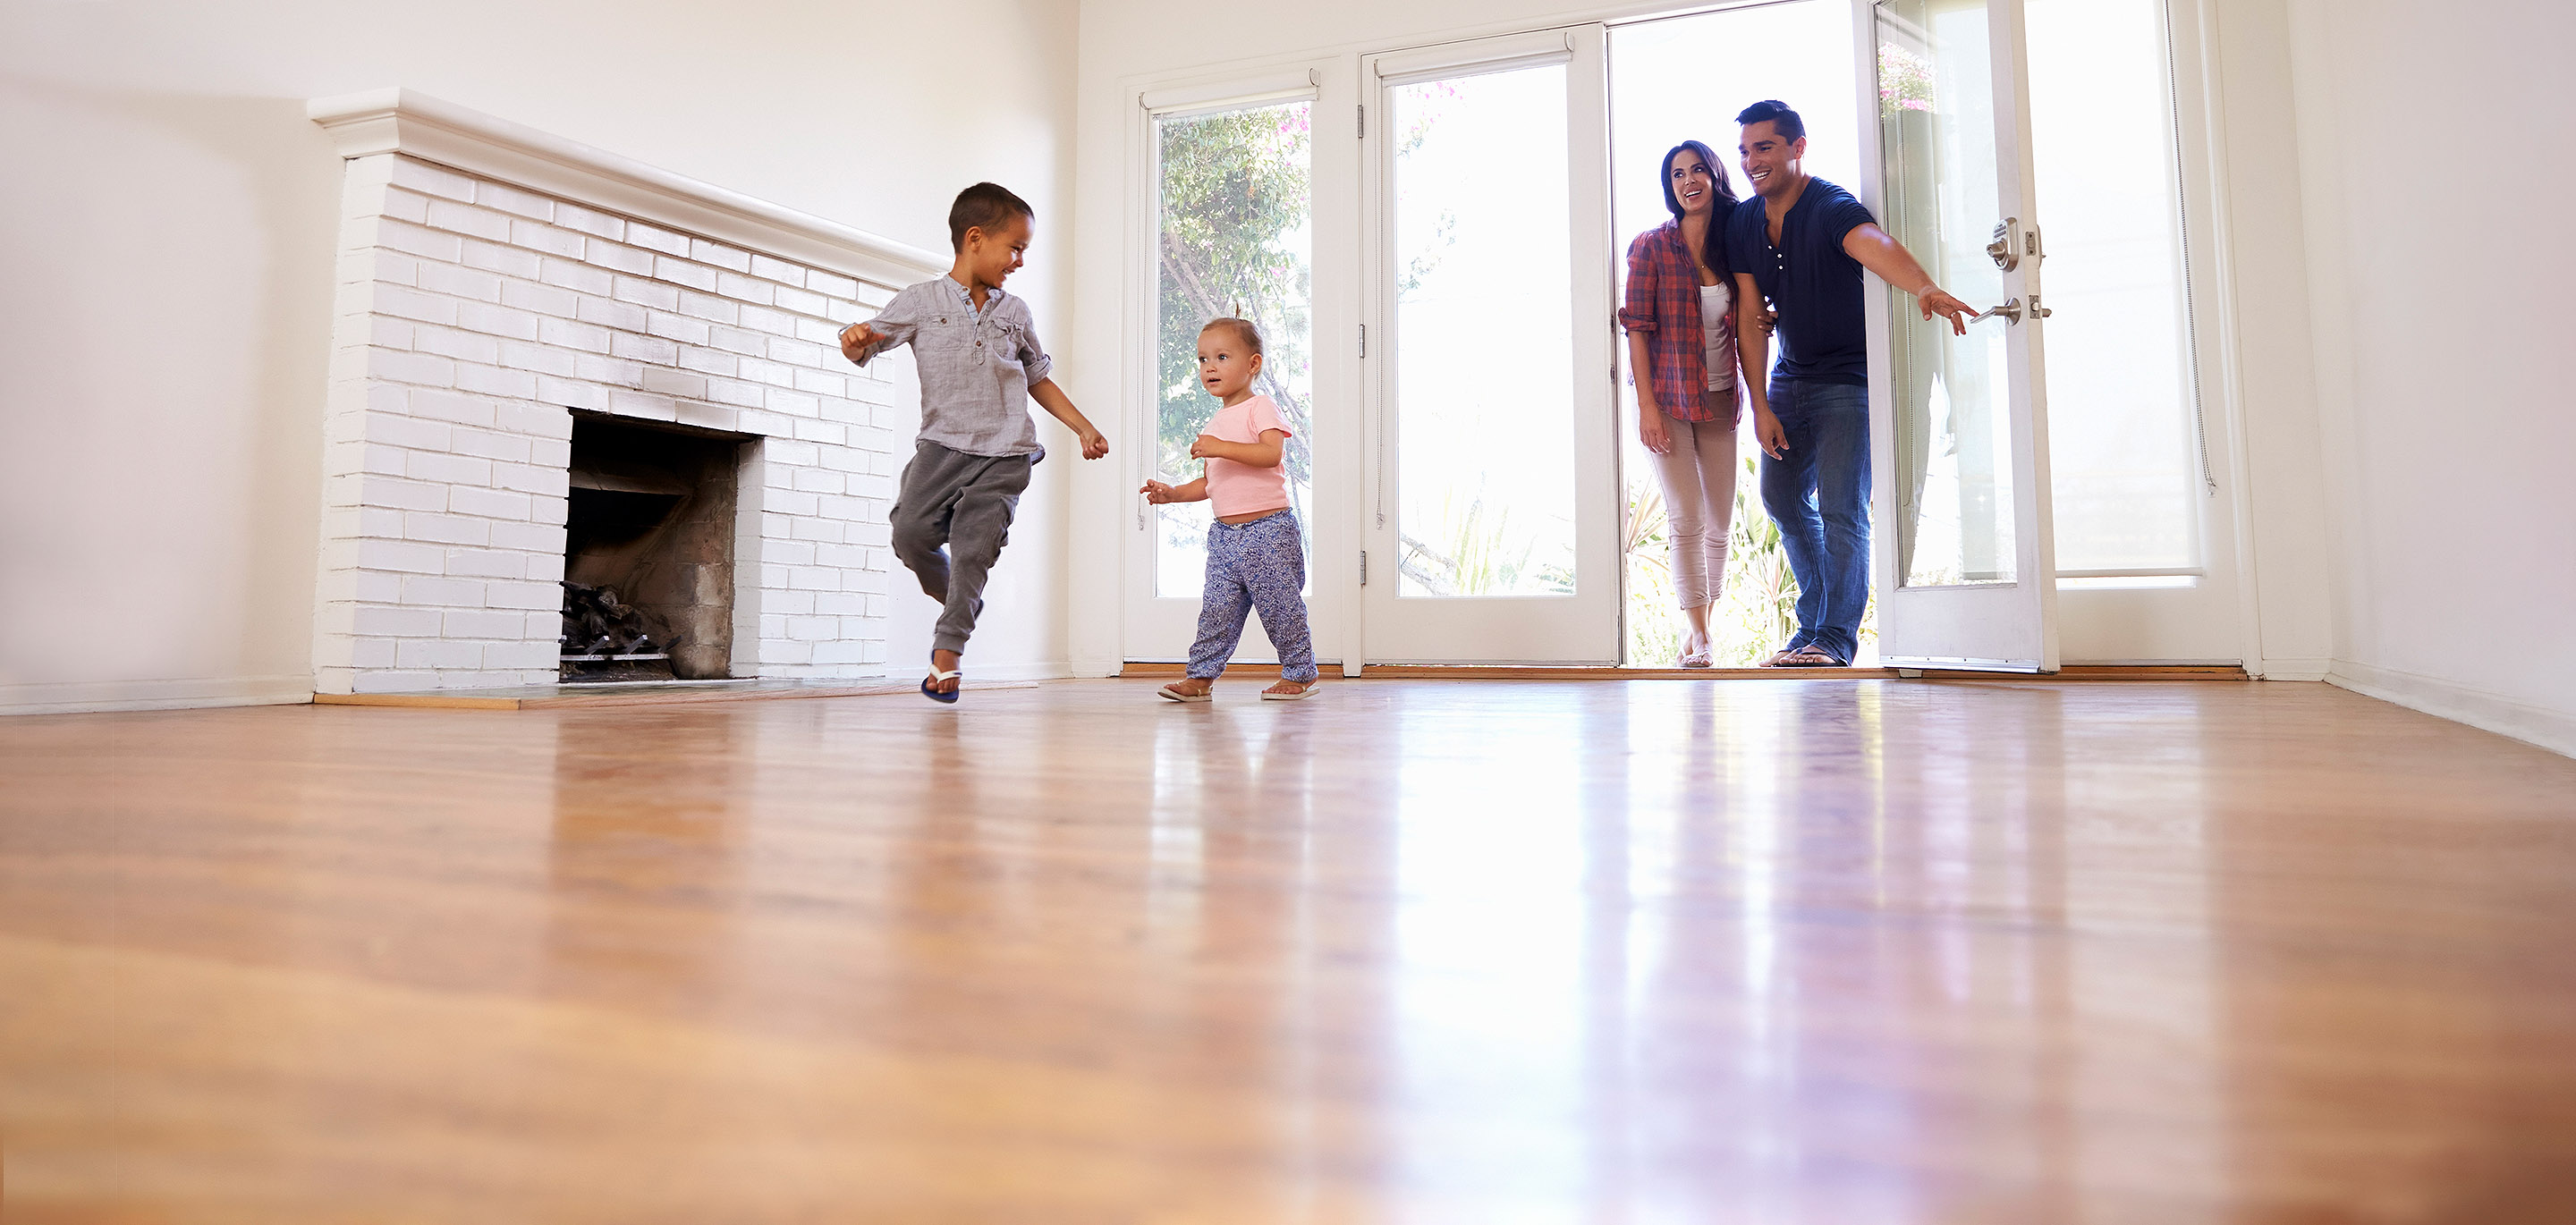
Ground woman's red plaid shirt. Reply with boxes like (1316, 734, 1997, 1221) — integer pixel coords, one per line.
(1619, 220, 1739, 426)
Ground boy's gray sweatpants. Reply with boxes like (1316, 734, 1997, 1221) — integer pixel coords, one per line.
(889, 440, 1033, 655)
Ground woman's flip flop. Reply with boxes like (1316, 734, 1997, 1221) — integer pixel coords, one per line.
(1157, 681, 1212, 703)
(1260, 682, 1318, 701)
(921, 666, 962, 704)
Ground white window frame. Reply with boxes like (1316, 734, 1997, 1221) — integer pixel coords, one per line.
(1117, 62, 1353, 669)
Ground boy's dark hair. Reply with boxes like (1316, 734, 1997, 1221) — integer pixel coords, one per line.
(1659, 140, 1738, 276)
(1199, 317, 1264, 358)
(948, 182, 1034, 252)
(1734, 99, 1806, 142)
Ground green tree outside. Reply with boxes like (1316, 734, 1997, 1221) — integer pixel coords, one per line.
(1153, 104, 1315, 502)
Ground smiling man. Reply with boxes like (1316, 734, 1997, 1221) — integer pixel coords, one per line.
(1726, 99, 1971, 668)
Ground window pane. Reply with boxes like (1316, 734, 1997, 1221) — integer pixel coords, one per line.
(1879, 0, 2017, 587)
(2027, 0, 2202, 573)
(1391, 67, 1577, 597)
(1152, 101, 1315, 596)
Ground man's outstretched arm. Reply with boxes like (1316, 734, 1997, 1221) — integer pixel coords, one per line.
(1842, 224, 1973, 335)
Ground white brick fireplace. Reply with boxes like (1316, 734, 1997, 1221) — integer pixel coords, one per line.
(308, 89, 947, 693)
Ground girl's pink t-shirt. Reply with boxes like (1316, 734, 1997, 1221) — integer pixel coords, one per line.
(1202, 394, 1293, 518)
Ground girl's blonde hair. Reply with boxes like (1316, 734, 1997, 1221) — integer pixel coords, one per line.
(1199, 317, 1264, 357)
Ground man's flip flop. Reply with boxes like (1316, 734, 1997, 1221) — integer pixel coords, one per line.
(1260, 683, 1318, 701)
(1157, 682, 1212, 703)
(921, 668, 962, 704)
(1775, 646, 1845, 668)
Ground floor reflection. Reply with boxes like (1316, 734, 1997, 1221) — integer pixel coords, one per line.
(1387, 683, 1593, 1211)
(1145, 699, 1358, 1214)
(543, 709, 746, 1012)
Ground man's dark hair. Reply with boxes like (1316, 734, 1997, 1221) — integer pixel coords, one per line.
(1734, 99, 1806, 142)
(947, 182, 1033, 252)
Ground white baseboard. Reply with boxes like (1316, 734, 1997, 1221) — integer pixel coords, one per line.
(2254, 656, 2333, 681)
(0, 674, 314, 717)
(2327, 660, 2576, 759)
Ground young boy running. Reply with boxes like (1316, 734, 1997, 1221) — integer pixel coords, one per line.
(839, 182, 1107, 702)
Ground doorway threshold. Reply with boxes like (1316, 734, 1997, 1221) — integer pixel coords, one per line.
(1119, 663, 2249, 682)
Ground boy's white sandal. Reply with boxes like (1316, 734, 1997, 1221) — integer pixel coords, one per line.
(920, 666, 962, 704)
(1259, 681, 1318, 701)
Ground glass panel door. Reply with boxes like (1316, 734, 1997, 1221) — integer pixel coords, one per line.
(1862, 0, 2061, 671)
(1362, 29, 1618, 665)
(1387, 63, 1575, 602)
(2025, 0, 2199, 578)
(2026, 0, 2246, 663)
(1126, 94, 1317, 662)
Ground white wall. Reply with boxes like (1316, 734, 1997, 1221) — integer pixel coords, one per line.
(2199, 0, 2336, 680)
(2282, 0, 2576, 755)
(0, 0, 1080, 712)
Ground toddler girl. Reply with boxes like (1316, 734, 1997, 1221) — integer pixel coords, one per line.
(1140, 317, 1318, 701)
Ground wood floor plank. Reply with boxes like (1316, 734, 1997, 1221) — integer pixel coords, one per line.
(2, 679, 2571, 1221)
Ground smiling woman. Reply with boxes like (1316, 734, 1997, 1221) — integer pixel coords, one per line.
(1618, 140, 1748, 669)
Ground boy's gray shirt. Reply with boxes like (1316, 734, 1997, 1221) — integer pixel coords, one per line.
(852, 275, 1054, 459)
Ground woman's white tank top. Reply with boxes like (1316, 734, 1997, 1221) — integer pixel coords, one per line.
(1698, 280, 1735, 392)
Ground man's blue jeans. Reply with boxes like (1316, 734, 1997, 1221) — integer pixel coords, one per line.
(1758, 378, 1871, 663)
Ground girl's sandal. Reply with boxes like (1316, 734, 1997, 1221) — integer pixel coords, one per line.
(1157, 680, 1213, 703)
(1260, 681, 1318, 701)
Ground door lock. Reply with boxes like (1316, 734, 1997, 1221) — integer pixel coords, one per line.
(1987, 218, 2021, 272)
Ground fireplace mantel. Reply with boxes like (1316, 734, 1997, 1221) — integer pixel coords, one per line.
(308, 89, 945, 290)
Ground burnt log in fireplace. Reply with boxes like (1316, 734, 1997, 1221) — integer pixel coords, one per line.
(560, 580, 657, 653)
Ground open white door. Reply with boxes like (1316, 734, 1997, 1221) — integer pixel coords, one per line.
(1858, 0, 2061, 672)
(1359, 27, 1620, 666)
(1124, 77, 1326, 667)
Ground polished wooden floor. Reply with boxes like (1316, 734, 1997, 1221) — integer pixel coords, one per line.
(4, 679, 2574, 1223)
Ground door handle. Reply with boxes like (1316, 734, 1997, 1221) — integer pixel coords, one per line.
(1971, 298, 2022, 325)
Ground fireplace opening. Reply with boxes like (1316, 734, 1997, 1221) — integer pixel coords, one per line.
(561, 414, 748, 682)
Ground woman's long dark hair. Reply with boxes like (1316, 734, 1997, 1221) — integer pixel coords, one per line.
(1659, 139, 1737, 277)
